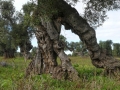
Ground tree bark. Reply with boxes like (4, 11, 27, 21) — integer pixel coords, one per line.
(25, 48, 42, 76)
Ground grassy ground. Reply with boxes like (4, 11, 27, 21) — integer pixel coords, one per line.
(0, 56, 120, 90)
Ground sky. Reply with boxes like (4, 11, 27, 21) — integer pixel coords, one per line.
(14, 0, 120, 48)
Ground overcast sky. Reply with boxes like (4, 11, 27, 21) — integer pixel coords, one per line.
(14, 0, 120, 47)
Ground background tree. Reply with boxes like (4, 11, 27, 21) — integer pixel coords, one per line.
(11, 12, 33, 60)
(83, 0, 120, 28)
(99, 40, 113, 56)
(0, 0, 16, 58)
(0, 0, 34, 59)
(113, 43, 120, 57)
(10, 2, 35, 60)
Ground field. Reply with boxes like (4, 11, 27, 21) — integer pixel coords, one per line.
(0, 56, 120, 90)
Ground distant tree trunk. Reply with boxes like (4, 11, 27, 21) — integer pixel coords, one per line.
(3, 49, 15, 58)
(20, 41, 33, 61)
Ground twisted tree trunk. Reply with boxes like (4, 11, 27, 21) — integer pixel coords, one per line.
(26, 0, 120, 80)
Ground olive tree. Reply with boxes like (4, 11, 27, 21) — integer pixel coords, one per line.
(25, 0, 120, 81)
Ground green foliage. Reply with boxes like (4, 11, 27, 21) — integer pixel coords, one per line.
(0, 24, 17, 56)
(22, 2, 35, 15)
(68, 41, 87, 56)
(83, 0, 120, 28)
(10, 2, 34, 54)
(113, 43, 120, 57)
(98, 40, 120, 57)
(99, 40, 113, 55)
(0, 0, 15, 23)
(38, 0, 58, 18)
(0, 0, 17, 57)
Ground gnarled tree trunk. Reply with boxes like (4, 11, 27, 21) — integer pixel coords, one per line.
(26, 0, 120, 80)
